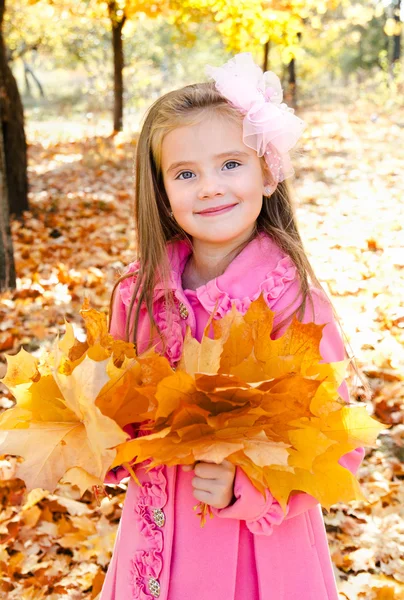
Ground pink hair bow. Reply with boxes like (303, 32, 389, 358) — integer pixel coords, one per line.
(206, 52, 305, 190)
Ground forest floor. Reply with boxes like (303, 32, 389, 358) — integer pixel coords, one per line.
(0, 96, 403, 599)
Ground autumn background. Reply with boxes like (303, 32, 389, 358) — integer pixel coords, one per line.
(0, 0, 403, 598)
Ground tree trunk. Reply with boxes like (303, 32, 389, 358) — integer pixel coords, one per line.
(262, 41, 270, 72)
(24, 61, 45, 97)
(109, 2, 126, 132)
(392, 0, 401, 63)
(288, 58, 297, 107)
(0, 101, 16, 292)
(287, 32, 301, 108)
(24, 62, 32, 97)
(0, 0, 28, 218)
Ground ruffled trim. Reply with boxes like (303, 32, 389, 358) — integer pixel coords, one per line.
(212, 467, 289, 536)
(153, 296, 185, 366)
(119, 260, 141, 307)
(259, 256, 297, 304)
(131, 462, 167, 599)
(193, 254, 297, 318)
(118, 259, 187, 367)
(120, 239, 192, 301)
(246, 498, 289, 536)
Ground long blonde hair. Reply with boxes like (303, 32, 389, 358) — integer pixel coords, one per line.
(109, 81, 323, 350)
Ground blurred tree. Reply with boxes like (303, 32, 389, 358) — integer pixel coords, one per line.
(6, 0, 112, 105)
(106, 1, 172, 131)
(22, 60, 45, 97)
(108, 1, 126, 131)
(169, 0, 298, 68)
(0, 0, 28, 218)
(386, 0, 402, 63)
(341, 8, 387, 74)
(24, 0, 172, 131)
(6, 0, 225, 123)
(169, 0, 343, 103)
(299, 0, 400, 85)
(0, 81, 16, 291)
(263, 40, 271, 71)
(8, 0, 400, 131)
(122, 15, 228, 109)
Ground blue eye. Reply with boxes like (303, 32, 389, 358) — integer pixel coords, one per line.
(224, 161, 241, 170)
(177, 171, 194, 180)
(176, 161, 240, 180)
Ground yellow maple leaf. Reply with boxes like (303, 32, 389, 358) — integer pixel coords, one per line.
(0, 305, 132, 495)
(320, 405, 387, 447)
(264, 442, 367, 511)
(243, 432, 290, 468)
(178, 325, 223, 376)
(213, 304, 254, 372)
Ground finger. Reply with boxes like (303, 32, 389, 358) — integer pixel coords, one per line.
(193, 488, 212, 503)
(199, 459, 232, 468)
(219, 459, 236, 473)
(192, 476, 217, 492)
(191, 477, 210, 492)
(194, 462, 221, 479)
(182, 465, 193, 472)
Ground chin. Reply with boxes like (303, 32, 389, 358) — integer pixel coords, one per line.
(202, 230, 253, 244)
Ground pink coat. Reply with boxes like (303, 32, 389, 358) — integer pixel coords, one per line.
(101, 233, 364, 600)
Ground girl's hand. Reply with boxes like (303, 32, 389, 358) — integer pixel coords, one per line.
(182, 460, 236, 509)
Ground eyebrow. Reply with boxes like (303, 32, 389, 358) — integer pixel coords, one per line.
(165, 150, 250, 174)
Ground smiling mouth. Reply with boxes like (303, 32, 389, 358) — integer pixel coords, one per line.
(196, 203, 238, 215)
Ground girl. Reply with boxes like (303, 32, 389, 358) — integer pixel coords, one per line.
(101, 53, 364, 600)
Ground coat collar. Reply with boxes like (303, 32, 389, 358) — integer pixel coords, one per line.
(163, 232, 284, 290)
(120, 232, 295, 318)
(160, 233, 293, 314)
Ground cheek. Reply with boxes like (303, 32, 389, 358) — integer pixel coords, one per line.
(240, 181, 264, 210)
(165, 185, 195, 227)
(245, 186, 264, 219)
(236, 170, 263, 198)
(171, 197, 193, 218)
(165, 183, 185, 210)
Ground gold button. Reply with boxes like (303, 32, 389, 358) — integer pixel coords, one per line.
(179, 302, 188, 319)
(152, 508, 165, 527)
(148, 577, 160, 597)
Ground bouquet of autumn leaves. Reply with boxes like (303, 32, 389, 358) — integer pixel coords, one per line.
(0, 296, 386, 522)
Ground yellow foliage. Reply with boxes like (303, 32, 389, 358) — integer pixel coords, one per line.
(112, 295, 387, 513)
(0, 305, 135, 494)
(0, 296, 387, 520)
(384, 18, 402, 37)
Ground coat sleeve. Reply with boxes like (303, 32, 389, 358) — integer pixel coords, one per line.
(212, 281, 365, 534)
(109, 288, 127, 342)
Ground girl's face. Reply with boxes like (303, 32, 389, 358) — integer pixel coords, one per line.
(161, 112, 267, 247)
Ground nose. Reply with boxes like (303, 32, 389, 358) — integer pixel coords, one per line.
(197, 172, 226, 200)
